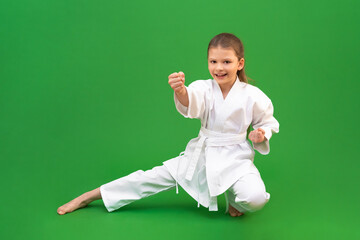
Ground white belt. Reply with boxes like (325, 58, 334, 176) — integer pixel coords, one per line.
(185, 127, 247, 181)
(183, 127, 247, 212)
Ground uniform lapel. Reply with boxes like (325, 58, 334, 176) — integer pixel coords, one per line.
(212, 76, 243, 132)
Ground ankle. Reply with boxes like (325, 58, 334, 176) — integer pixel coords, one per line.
(83, 190, 100, 203)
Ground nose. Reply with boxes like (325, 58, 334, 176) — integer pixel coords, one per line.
(216, 63, 224, 71)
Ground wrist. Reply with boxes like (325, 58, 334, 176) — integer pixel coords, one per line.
(175, 88, 187, 96)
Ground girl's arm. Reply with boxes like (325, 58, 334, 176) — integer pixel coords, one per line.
(251, 97, 280, 155)
(169, 72, 209, 120)
(168, 72, 189, 107)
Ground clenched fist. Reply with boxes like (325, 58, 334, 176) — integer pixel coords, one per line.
(168, 71, 186, 96)
(248, 128, 266, 143)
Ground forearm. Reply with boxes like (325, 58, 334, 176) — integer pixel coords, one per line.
(175, 88, 189, 107)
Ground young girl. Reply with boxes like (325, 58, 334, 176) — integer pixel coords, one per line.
(57, 33, 279, 217)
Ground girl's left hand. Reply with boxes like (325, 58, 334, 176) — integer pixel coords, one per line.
(248, 128, 266, 143)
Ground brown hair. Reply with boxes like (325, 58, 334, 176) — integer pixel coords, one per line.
(207, 33, 253, 84)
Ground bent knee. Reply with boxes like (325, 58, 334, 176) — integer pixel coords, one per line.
(235, 191, 270, 212)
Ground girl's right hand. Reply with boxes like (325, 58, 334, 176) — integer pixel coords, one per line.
(168, 71, 186, 95)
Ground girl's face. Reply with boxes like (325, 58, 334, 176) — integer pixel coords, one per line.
(208, 46, 244, 87)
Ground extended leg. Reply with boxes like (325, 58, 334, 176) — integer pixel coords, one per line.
(100, 165, 176, 212)
(57, 165, 176, 215)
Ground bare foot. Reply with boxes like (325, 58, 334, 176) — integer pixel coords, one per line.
(228, 204, 244, 217)
(57, 195, 89, 215)
(57, 187, 101, 215)
(57, 188, 101, 215)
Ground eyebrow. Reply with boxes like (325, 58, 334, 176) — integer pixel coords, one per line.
(208, 58, 233, 60)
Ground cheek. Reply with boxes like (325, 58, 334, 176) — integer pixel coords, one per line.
(229, 66, 238, 72)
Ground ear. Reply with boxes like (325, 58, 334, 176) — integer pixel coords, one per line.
(237, 58, 245, 71)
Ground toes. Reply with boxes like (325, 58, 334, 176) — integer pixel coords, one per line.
(57, 206, 67, 215)
(57, 209, 65, 215)
(228, 205, 245, 217)
(230, 212, 244, 217)
(229, 210, 237, 217)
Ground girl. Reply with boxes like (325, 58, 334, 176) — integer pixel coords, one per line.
(57, 33, 279, 217)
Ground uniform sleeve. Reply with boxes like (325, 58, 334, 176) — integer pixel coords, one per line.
(174, 80, 208, 120)
(251, 93, 280, 155)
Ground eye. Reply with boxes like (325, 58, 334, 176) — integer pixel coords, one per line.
(210, 60, 216, 63)
(224, 61, 231, 64)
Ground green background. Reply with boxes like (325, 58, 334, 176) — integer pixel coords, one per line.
(1, 0, 359, 239)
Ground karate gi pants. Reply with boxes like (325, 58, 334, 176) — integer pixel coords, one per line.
(99, 165, 270, 213)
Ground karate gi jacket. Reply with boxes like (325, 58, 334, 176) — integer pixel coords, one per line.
(163, 76, 279, 211)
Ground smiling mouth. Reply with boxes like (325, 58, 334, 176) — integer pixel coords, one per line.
(215, 73, 227, 77)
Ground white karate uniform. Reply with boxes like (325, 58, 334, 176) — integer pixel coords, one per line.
(100, 76, 279, 213)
